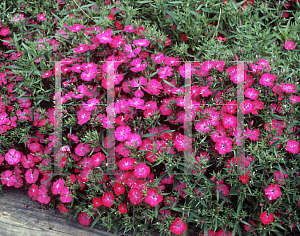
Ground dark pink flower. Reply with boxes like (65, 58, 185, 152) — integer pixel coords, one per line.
(78, 212, 91, 226)
(102, 191, 114, 207)
(42, 70, 52, 78)
(144, 188, 163, 207)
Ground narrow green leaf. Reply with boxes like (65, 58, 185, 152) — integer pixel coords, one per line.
(91, 214, 101, 228)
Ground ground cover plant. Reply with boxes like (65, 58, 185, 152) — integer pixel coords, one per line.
(0, 0, 300, 235)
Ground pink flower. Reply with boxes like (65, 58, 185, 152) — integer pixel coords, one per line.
(179, 64, 195, 78)
(123, 25, 135, 32)
(42, 70, 52, 78)
(133, 39, 150, 47)
(78, 212, 91, 226)
(5, 149, 21, 165)
(28, 184, 39, 197)
(244, 128, 260, 141)
(37, 13, 46, 21)
(259, 73, 277, 87)
(37, 185, 51, 204)
(115, 125, 131, 142)
(215, 137, 233, 155)
(82, 98, 99, 111)
(25, 169, 39, 184)
(0, 154, 4, 166)
(170, 218, 187, 235)
(52, 178, 64, 195)
(75, 143, 91, 157)
(91, 152, 106, 167)
(59, 204, 70, 213)
(130, 58, 147, 73)
(118, 157, 136, 171)
(286, 140, 300, 154)
(128, 187, 144, 205)
(60, 187, 73, 203)
(102, 191, 114, 207)
(260, 212, 274, 225)
(134, 163, 150, 178)
(145, 188, 163, 207)
(1, 170, 16, 186)
(173, 133, 193, 152)
(216, 60, 225, 72)
(69, 24, 85, 32)
(116, 142, 130, 157)
(124, 133, 142, 148)
(0, 27, 11, 36)
(222, 114, 237, 129)
(96, 29, 113, 43)
(245, 88, 259, 100)
(74, 44, 90, 53)
(77, 109, 91, 125)
(279, 83, 296, 93)
(195, 119, 210, 134)
(289, 95, 300, 105)
(29, 142, 42, 153)
(265, 183, 281, 200)
(284, 41, 296, 50)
